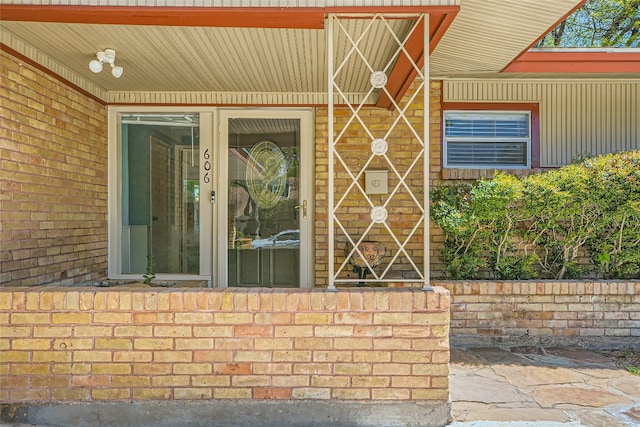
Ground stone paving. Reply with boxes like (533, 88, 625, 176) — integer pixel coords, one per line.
(449, 346, 640, 427)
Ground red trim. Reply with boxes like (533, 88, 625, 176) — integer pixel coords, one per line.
(503, 51, 640, 73)
(376, 8, 459, 109)
(441, 102, 541, 169)
(0, 6, 326, 29)
(0, 44, 106, 105)
(0, 5, 458, 29)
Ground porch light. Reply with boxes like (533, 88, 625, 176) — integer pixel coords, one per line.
(89, 48, 124, 78)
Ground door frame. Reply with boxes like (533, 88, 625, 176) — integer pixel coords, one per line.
(216, 108, 315, 288)
(107, 106, 214, 282)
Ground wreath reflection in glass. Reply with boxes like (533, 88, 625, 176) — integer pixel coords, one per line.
(245, 140, 287, 209)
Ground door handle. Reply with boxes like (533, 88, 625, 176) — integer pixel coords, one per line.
(294, 200, 307, 218)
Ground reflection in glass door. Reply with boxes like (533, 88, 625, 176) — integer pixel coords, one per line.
(120, 114, 200, 275)
(226, 117, 303, 287)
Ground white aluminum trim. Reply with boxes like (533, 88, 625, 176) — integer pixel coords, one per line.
(217, 108, 314, 289)
(107, 91, 376, 105)
(200, 111, 215, 284)
(107, 107, 120, 278)
(327, 14, 336, 290)
(423, 13, 431, 289)
(108, 106, 216, 282)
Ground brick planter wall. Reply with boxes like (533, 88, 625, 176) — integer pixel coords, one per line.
(438, 281, 640, 347)
(0, 287, 450, 417)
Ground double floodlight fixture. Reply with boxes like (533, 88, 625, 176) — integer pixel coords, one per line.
(89, 48, 123, 78)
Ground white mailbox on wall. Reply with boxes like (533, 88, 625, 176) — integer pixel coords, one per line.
(365, 169, 388, 195)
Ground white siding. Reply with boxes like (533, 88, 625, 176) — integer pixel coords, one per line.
(444, 80, 640, 166)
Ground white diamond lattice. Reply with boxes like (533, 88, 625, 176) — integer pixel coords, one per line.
(370, 71, 388, 88)
(370, 206, 388, 224)
(371, 138, 388, 156)
(328, 14, 430, 289)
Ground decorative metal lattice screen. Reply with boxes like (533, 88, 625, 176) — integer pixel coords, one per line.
(327, 14, 431, 290)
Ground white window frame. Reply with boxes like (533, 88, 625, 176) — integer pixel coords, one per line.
(108, 106, 215, 283)
(443, 110, 532, 169)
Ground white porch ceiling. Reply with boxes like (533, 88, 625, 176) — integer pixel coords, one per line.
(0, 0, 582, 104)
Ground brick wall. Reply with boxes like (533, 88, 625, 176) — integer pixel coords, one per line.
(0, 287, 450, 404)
(0, 50, 108, 287)
(314, 81, 444, 285)
(438, 281, 640, 345)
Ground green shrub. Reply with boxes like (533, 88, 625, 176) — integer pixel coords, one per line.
(430, 150, 640, 280)
(431, 183, 487, 279)
(519, 163, 600, 279)
(582, 152, 640, 278)
(481, 173, 538, 280)
(430, 174, 535, 280)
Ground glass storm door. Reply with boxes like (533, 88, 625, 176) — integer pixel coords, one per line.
(219, 110, 312, 288)
(119, 113, 201, 276)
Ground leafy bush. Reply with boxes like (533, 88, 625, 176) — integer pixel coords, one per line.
(582, 152, 640, 278)
(430, 183, 486, 279)
(430, 150, 640, 280)
(519, 163, 599, 279)
(430, 175, 537, 280)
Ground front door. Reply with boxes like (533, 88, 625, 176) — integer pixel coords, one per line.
(218, 110, 313, 288)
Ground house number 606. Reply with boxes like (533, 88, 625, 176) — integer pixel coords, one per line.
(203, 149, 211, 183)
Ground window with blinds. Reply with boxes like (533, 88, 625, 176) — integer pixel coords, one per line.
(443, 111, 531, 169)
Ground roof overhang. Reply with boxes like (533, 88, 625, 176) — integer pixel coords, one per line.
(3, 1, 612, 106)
(0, 3, 459, 105)
(500, 0, 640, 76)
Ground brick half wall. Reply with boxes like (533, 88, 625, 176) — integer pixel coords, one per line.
(439, 281, 640, 347)
(0, 287, 450, 416)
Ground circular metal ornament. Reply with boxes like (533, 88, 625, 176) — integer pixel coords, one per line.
(371, 138, 388, 156)
(370, 206, 388, 223)
(370, 71, 388, 88)
(245, 140, 287, 209)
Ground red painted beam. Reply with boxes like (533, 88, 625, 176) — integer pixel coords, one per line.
(0, 5, 459, 29)
(503, 51, 640, 73)
(0, 6, 326, 29)
(376, 8, 458, 109)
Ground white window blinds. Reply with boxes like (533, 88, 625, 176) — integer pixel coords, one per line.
(444, 111, 531, 168)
